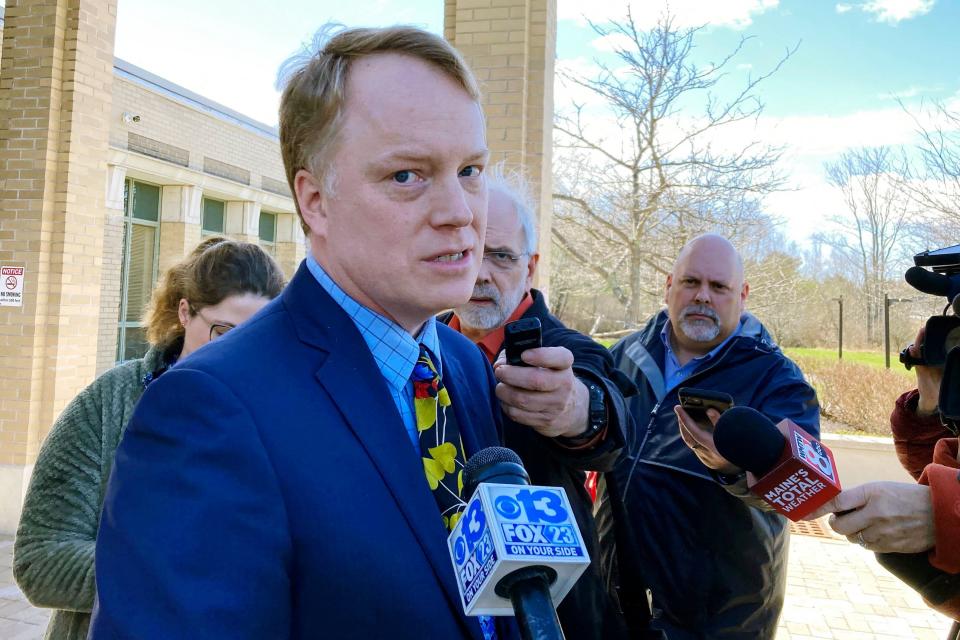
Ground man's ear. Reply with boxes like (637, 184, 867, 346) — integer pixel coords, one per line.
(664, 273, 673, 305)
(740, 280, 750, 310)
(525, 253, 540, 290)
(295, 169, 328, 238)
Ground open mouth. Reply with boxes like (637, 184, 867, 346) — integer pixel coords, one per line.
(432, 251, 466, 263)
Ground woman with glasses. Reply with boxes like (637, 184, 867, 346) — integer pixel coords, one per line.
(13, 236, 285, 640)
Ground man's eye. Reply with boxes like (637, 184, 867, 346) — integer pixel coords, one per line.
(459, 165, 482, 178)
(393, 170, 419, 184)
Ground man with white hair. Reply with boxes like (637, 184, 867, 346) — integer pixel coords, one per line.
(597, 234, 820, 639)
(440, 169, 634, 640)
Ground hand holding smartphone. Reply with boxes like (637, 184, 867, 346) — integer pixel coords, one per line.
(677, 387, 735, 427)
(503, 317, 542, 366)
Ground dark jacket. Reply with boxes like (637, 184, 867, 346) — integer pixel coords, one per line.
(91, 264, 520, 640)
(598, 310, 819, 639)
(441, 288, 635, 640)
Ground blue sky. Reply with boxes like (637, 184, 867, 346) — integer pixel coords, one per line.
(114, 0, 960, 242)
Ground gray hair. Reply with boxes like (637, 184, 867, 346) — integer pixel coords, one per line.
(487, 163, 538, 255)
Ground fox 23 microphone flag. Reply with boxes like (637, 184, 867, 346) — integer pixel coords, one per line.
(447, 483, 590, 616)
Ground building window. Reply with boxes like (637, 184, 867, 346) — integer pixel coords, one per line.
(259, 211, 277, 254)
(202, 197, 225, 235)
(117, 179, 161, 362)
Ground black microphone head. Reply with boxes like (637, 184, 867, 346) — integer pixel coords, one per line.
(713, 407, 786, 476)
(462, 447, 529, 500)
(905, 266, 952, 297)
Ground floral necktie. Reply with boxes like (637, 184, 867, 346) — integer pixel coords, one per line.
(412, 345, 468, 531)
(412, 345, 498, 640)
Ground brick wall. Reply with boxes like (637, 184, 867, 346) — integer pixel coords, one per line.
(111, 74, 288, 193)
(445, 0, 556, 289)
(0, 0, 117, 467)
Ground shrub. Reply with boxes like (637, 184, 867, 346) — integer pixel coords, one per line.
(792, 356, 915, 436)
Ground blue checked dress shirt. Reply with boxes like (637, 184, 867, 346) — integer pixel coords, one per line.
(660, 317, 742, 393)
(306, 254, 440, 451)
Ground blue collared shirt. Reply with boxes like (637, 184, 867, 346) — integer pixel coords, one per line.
(306, 254, 439, 451)
(660, 316, 742, 392)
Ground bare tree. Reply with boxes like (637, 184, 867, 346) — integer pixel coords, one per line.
(900, 99, 960, 244)
(819, 147, 913, 343)
(552, 10, 794, 325)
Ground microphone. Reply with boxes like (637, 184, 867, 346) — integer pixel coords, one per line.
(905, 266, 952, 297)
(713, 407, 842, 521)
(448, 447, 590, 640)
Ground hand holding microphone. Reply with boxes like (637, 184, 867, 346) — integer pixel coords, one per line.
(807, 482, 936, 554)
(708, 406, 842, 521)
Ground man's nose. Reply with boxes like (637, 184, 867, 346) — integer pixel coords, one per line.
(430, 174, 474, 228)
(476, 256, 493, 282)
(694, 284, 711, 304)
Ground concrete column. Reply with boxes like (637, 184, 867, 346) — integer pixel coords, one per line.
(0, 0, 118, 532)
(158, 184, 202, 275)
(225, 200, 259, 245)
(445, 0, 556, 290)
(95, 163, 126, 374)
(275, 213, 306, 280)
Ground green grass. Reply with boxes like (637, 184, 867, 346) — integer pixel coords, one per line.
(784, 347, 910, 375)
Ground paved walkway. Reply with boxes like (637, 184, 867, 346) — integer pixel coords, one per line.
(776, 533, 953, 639)
(0, 530, 955, 639)
(0, 537, 49, 640)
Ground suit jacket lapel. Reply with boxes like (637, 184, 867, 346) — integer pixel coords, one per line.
(440, 342, 498, 460)
(284, 265, 483, 639)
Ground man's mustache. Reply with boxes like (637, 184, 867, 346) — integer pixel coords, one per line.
(471, 284, 501, 303)
(681, 304, 719, 323)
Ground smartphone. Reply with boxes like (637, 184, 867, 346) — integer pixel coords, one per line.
(677, 387, 735, 425)
(503, 317, 542, 366)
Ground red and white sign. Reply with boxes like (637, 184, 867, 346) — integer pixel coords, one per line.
(1, 266, 24, 307)
(748, 420, 842, 521)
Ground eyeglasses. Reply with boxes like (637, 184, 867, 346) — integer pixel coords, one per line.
(189, 304, 235, 342)
(483, 250, 528, 271)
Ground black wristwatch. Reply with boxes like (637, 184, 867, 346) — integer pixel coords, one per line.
(557, 378, 606, 444)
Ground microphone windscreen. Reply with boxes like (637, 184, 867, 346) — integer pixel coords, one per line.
(905, 266, 952, 297)
(713, 407, 785, 476)
(462, 447, 529, 499)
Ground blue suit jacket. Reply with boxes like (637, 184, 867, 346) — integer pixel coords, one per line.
(90, 263, 518, 639)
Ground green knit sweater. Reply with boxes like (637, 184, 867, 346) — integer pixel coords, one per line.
(14, 346, 166, 640)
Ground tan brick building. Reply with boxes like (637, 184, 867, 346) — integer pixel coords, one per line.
(0, 0, 555, 532)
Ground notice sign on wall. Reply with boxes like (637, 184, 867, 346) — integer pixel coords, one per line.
(1, 266, 24, 307)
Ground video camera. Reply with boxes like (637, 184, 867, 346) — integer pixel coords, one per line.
(899, 243, 960, 435)
(879, 244, 960, 611)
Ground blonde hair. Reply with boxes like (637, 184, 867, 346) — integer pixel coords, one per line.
(144, 237, 286, 349)
(276, 24, 481, 229)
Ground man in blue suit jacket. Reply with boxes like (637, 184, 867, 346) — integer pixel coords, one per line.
(90, 25, 533, 639)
